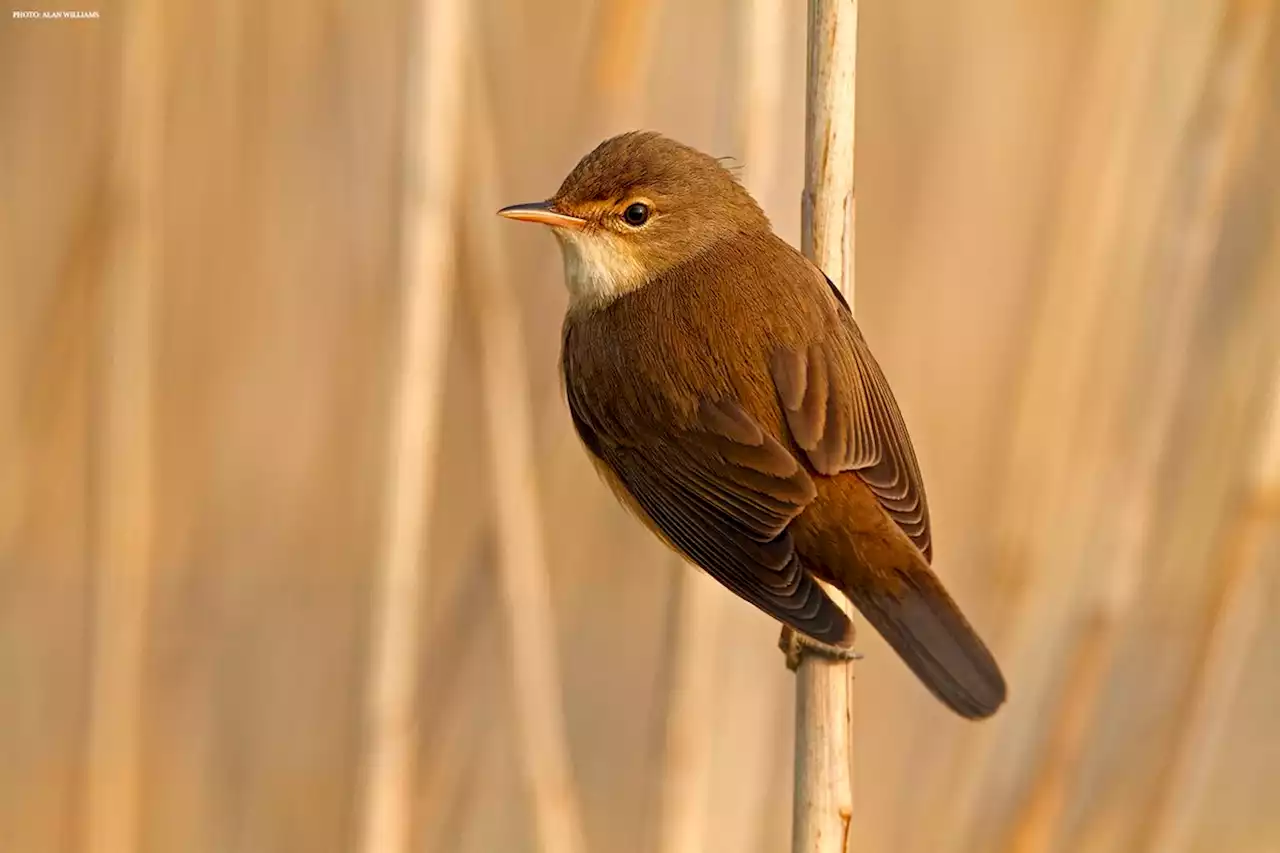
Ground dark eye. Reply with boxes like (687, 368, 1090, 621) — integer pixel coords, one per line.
(622, 202, 651, 226)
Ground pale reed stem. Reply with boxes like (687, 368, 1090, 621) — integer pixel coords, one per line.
(657, 568, 724, 853)
(464, 76, 588, 853)
(1143, 222, 1280, 853)
(793, 2, 858, 852)
(359, 1, 469, 851)
(655, 3, 788, 851)
(83, 0, 162, 851)
(940, 1, 1217, 848)
(1003, 2, 1266, 850)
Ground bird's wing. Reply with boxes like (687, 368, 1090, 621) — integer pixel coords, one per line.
(770, 276, 933, 561)
(566, 387, 853, 646)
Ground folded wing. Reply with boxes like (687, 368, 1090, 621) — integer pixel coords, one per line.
(565, 384, 853, 647)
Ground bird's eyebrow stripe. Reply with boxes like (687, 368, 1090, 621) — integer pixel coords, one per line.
(563, 196, 658, 220)
(613, 195, 656, 210)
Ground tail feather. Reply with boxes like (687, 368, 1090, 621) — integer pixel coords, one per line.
(845, 566, 1006, 719)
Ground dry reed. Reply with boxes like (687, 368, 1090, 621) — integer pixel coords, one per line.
(792, 2, 858, 852)
(359, 1, 470, 851)
(82, 0, 162, 851)
(4, 3, 1279, 852)
(653, 3, 790, 851)
(942, 0, 1222, 848)
(656, 567, 723, 853)
(589, 0, 663, 113)
(1002, 2, 1269, 848)
(464, 73, 588, 853)
(1142, 217, 1280, 853)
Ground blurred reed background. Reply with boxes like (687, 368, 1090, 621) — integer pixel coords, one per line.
(2, 1, 1279, 852)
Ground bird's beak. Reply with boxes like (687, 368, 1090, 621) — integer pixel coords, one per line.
(497, 200, 586, 230)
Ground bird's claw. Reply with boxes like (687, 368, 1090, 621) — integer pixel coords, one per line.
(779, 625, 863, 671)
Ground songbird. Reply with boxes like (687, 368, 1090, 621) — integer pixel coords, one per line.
(499, 131, 1006, 719)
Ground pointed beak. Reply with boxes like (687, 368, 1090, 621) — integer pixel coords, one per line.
(497, 200, 586, 230)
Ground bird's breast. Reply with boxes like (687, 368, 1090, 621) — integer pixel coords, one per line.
(563, 275, 794, 441)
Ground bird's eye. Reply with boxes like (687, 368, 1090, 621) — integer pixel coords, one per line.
(622, 202, 651, 227)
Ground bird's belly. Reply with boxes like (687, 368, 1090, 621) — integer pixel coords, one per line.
(577, 439, 687, 558)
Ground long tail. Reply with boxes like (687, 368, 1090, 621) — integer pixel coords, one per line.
(843, 562, 1006, 719)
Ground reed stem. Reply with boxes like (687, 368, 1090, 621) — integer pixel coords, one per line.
(793, 2, 858, 851)
(83, 0, 162, 850)
(359, 1, 469, 851)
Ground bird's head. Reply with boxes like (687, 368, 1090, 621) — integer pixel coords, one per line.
(499, 131, 769, 309)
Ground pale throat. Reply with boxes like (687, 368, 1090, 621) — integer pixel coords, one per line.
(553, 229, 648, 309)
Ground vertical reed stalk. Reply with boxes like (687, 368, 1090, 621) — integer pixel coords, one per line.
(741, 0, 787, 204)
(656, 568, 723, 853)
(655, 4, 788, 851)
(465, 75, 588, 853)
(1142, 232, 1280, 853)
(359, 1, 469, 851)
(1003, 2, 1266, 850)
(1141, 441, 1276, 853)
(83, 0, 162, 850)
(940, 10, 1167, 845)
(941, 1, 1218, 848)
(420, 593, 493, 853)
(589, 0, 663, 113)
(793, 2, 858, 852)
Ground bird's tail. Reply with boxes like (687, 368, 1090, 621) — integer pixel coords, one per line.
(842, 560, 1006, 719)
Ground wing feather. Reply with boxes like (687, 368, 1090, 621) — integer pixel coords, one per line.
(772, 276, 934, 561)
(564, 375, 852, 646)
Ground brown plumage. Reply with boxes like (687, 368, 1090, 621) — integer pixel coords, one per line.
(500, 131, 1006, 719)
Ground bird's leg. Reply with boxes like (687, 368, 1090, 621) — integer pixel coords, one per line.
(779, 625, 863, 672)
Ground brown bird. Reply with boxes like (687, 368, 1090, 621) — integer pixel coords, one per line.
(499, 131, 1006, 719)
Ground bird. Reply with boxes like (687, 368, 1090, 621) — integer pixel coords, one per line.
(498, 131, 1006, 719)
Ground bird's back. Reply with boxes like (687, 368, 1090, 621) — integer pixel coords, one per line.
(561, 232, 1007, 718)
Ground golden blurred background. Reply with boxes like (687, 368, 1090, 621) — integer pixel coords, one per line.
(2, 1, 1279, 852)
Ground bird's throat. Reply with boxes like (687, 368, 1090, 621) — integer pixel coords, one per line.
(553, 229, 648, 310)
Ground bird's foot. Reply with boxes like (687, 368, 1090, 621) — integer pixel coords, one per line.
(779, 625, 863, 671)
